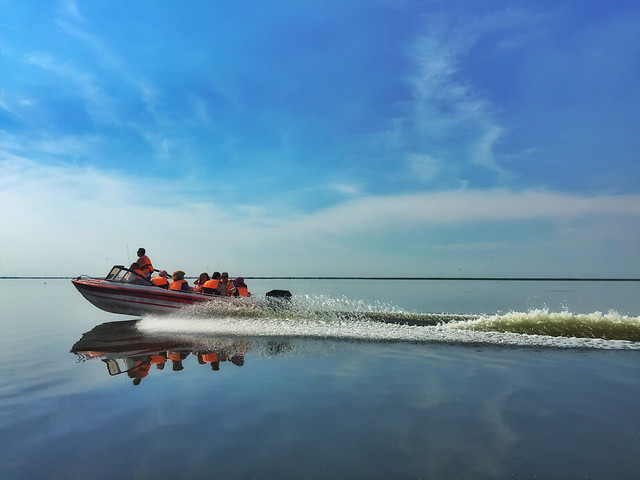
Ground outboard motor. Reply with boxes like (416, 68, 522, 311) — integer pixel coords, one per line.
(263, 289, 292, 312)
(265, 289, 292, 300)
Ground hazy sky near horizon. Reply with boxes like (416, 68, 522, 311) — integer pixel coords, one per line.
(1, 0, 639, 277)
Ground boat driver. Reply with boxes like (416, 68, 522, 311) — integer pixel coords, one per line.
(136, 248, 154, 279)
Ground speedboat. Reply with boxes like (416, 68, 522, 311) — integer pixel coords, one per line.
(72, 265, 291, 316)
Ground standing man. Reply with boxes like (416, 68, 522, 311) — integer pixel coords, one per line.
(136, 248, 154, 279)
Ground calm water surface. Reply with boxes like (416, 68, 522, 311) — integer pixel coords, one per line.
(1, 279, 639, 479)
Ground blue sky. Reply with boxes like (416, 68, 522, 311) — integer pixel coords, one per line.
(1, 0, 639, 277)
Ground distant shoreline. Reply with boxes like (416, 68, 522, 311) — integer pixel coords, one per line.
(2, 276, 639, 281)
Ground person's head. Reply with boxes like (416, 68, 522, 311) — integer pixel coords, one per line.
(197, 272, 210, 283)
(231, 355, 245, 367)
(212, 271, 221, 279)
(172, 270, 185, 280)
(137, 248, 145, 256)
(221, 272, 229, 282)
(233, 277, 247, 288)
(130, 263, 140, 271)
(159, 270, 168, 278)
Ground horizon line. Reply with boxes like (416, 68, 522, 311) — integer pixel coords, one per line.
(2, 276, 639, 282)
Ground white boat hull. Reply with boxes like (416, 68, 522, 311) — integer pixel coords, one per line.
(73, 278, 232, 316)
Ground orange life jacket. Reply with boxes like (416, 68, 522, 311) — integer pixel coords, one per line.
(167, 351, 186, 362)
(150, 354, 166, 365)
(234, 286, 250, 297)
(152, 276, 169, 288)
(201, 352, 218, 363)
(202, 279, 220, 295)
(131, 360, 150, 378)
(137, 255, 153, 276)
(170, 279, 189, 291)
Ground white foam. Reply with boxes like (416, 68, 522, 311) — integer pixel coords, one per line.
(137, 304, 640, 350)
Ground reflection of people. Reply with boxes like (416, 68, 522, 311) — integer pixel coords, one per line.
(194, 272, 210, 292)
(150, 353, 167, 370)
(232, 277, 251, 297)
(198, 352, 220, 371)
(128, 357, 151, 385)
(152, 270, 169, 289)
(136, 248, 154, 279)
(202, 272, 221, 295)
(169, 271, 192, 291)
(168, 351, 189, 371)
(73, 319, 267, 384)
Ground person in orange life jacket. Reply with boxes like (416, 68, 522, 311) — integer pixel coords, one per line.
(218, 272, 233, 296)
(202, 272, 221, 295)
(197, 351, 220, 371)
(128, 356, 151, 385)
(136, 248, 154, 279)
(169, 271, 192, 291)
(194, 272, 210, 292)
(151, 270, 169, 288)
(167, 350, 189, 371)
(126, 263, 145, 284)
(232, 277, 251, 297)
(150, 353, 167, 370)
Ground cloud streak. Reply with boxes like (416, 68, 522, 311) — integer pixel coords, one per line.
(403, 22, 506, 180)
(299, 190, 640, 231)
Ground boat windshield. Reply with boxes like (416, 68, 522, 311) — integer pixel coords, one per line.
(105, 265, 153, 286)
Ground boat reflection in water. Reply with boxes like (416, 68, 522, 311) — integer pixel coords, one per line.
(70, 320, 291, 385)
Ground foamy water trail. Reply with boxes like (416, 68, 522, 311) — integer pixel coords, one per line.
(136, 295, 640, 350)
(453, 309, 640, 341)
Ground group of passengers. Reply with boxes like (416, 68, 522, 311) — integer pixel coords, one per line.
(128, 247, 251, 297)
(157, 270, 251, 297)
(128, 345, 247, 385)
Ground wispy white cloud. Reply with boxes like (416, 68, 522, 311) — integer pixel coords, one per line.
(57, 0, 85, 24)
(472, 125, 508, 175)
(291, 190, 640, 237)
(0, 126, 105, 167)
(27, 53, 120, 125)
(0, 87, 35, 121)
(51, 3, 164, 132)
(329, 183, 361, 197)
(404, 34, 507, 182)
(141, 132, 173, 160)
(401, 9, 547, 182)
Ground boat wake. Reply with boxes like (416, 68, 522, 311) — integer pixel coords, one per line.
(136, 294, 640, 350)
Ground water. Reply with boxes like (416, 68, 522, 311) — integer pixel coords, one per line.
(1, 278, 640, 479)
